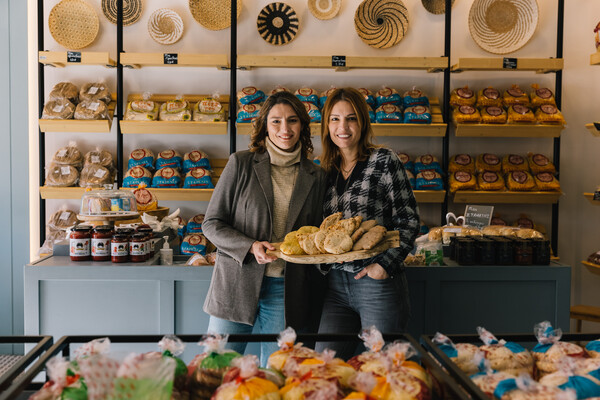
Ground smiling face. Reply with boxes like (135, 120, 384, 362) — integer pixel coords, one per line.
(267, 103, 302, 152)
(328, 100, 361, 157)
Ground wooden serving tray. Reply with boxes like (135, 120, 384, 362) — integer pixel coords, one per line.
(267, 231, 399, 264)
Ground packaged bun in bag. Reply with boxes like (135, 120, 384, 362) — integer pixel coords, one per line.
(84, 148, 114, 170)
(237, 86, 265, 105)
(532, 321, 586, 379)
(476, 87, 503, 108)
(133, 184, 158, 211)
(453, 105, 481, 123)
(122, 166, 152, 188)
(125, 92, 159, 121)
(156, 149, 183, 171)
(151, 167, 182, 188)
(42, 98, 75, 120)
(449, 154, 475, 174)
(74, 99, 109, 120)
(193, 93, 225, 122)
(48, 81, 79, 104)
(507, 104, 535, 123)
(45, 162, 78, 188)
(535, 104, 566, 125)
(476, 153, 502, 173)
(528, 152, 556, 174)
(128, 148, 155, 170)
(503, 85, 530, 106)
(236, 103, 261, 123)
(480, 106, 507, 124)
(183, 168, 214, 188)
(450, 86, 476, 107)
(295, 87, 319, 107)
(52, 141, 83, 167)
(502, 154, 529, 174)
(530, 84, 556, 107)
(375, 86, 402, 108)
(403, 87, 429, 108)
(79, 82, 111, 104)
(159, 98, 192, 121)
(477, 171, 505, 191)
(506, 171, 536, 191)
(183, 150, 211, 173)
(79, 164, 114, 188)
(375, 104, 402, 123)
(212, 355, 280, 400)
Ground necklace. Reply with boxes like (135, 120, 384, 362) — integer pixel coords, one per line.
(341, 158, 358, 174)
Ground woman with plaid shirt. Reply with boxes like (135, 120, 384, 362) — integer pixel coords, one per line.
(315, 88, 420, 359)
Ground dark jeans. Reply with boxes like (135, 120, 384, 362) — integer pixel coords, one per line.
(315, 269, 410, 360)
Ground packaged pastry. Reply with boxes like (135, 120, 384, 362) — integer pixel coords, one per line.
(403, 105, 432, 124)
(47, 208, 78, 231)
(448, 154, 475, 174)
(416, 170, 444, 190)
(45, 163, 79, 187)
(449, 171, 477, 193)
(535, 104, 566, 124)
(530, 84, 557, 107)
(183, 150, 211, 173)
(212, 356, 280, 400)
(432, 333, 480, 375)
(406, 170, 416, 188)
(375, 87, 402, 108)
(507, 104, 535, 123)
(450, 86, 476, 107)
(506, 170, 536, 191)
(295, 87, 319, 107)
(396, 153, 414, 173)
(414, 154, 444, 175)
(124, 100, 159, 121)
(453, 105, 481, 123)
(79, 164, 114, 188)
(127, 148, 155, 171)
(151, 167, 182, 188)
(52, 142, 83, 167)
(403, 87, 429, 108)
(367, 104, 375, 123)
(528, 152, 556, 174)
(269, 85, 289, 96)
(503, 85, 529, 106)
(237, 86, 265, 105)
(480, 106, 507, 124)
(84, 149, 114, 169)
(133, 184, 158, 211)
(183, 167, 214, 188)
(74, 99, 109, 120)
(159, 99, 192, 121)
(122, 166, 152, 188)
(476, 87, 503, 107)
(236, 103, 261, 123)
(181, 233, 207, 255)
(375, 104, 402, 123)
(476, 153, 502, 173)
(319, 86, 337, 108)
(303, 102, 322, 123)
(155, 149, 183, 171)
(268, 328, 319, 373)
(187, 214, 205, 233)
(502, 154, 529, 173)
(79, 82, 111, 104)
(477, 171, 505, 190)
(477, 327, 534, 376)
(42, 98, 75, 120)
(48, 81, 79, 104)
(532, 321, 586, 378)
(357, 88, 376, 108)
(534, 172, 560, 191)
(193, 96, 225, 122)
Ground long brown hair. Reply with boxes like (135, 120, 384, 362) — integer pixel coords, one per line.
(320, 87, 377, 173)
(249, 91, 313, 158)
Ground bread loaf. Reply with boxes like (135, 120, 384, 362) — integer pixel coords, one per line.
(42, 99, 75, 120)
(52, 144, 83, 167)
(159, 100, 192, 121)
(133, 186, 158, 211)
(84, 149, 114, 169)
(79, 164, 114, 188)
(128, 148, 155, 170)
(47, 209, 78, 230)
(49, 82, 79, 104)
(151, 167, 182, 188)
(45, 163, 79, 187)
(79, 82, 111, 104)
(74, 100, 109, 120)
(122, 166, 152, 188)
(124, 100, 159, 121)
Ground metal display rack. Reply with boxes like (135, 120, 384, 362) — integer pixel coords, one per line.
(0, 336, 53, 395)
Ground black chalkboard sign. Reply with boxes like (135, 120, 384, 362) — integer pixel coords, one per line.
(464, 205, 494, 229)
(503, 57, 518, 69)
(164, 53, 178, 65)
(594, 191, 600, 201)
(67, 51, 81, 63)
(332, 55, 346, 67)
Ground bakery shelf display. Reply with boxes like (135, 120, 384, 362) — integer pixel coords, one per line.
(413, 190, 446, 203)
(583, 260, 600, 276)
(119, 52, 229, 69)
(584, 192, 600, 205)
(453, 123, 564, 138)
(591, 52, 600, 65)
(451, 57, 563, 73)
(453, 190, 562, 204)
(39, 51, 116, 68)
(237, 55, 448, 72)
(585, 122, 600, 137)
(39, 94, 116, 133)
(40, 186, 90, 200)
(122, 187, 214, 202)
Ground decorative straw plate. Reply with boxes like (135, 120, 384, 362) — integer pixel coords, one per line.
(148, 8, 184, 45)
(189, 0, 242, 30)
(422, 0, 455, 15)
(308, 0, 342, 20)
(49, 0, 99, 50)
(354, 0, 409, 49)
(102, 0, 142, 26)
(257, 3, 299, 46)
(469, 0, 539, 54)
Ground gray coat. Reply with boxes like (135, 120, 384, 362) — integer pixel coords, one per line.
(202, 150, 327, 329)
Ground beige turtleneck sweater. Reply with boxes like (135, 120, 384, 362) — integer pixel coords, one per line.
(264, 137, 300, 277)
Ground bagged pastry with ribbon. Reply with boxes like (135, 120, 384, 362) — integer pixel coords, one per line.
(476, 87, 503, 107)
(267, 327, 319, 373)
(237, 86, 265, 105)
(535, 104, 565, 124)
(159, 98, 192, 121)
(212, 355, 281, 400)
(453, 105, 481, 123)
(503, 85, 530, 106)
(477, 326, 534, 376)
(193, 93, 226, 122)
(502, 154, 529, 174)
(432, 332, 480, 375)
(506, 170, 536, 191)
(481, 106, 507, 124)
(449, 171, 477, 193)
(295, 87, 320, 107)
(477, 171, 505, 191)
(530, 84, 557, 107)
(534, 172, 560, 191)
(375, 104, 402, 123)
(476, 153, 502, 173)
(450, 86, 476, 107)
(528, 152, 556, 174)
(375, 86, 402, 108)
(449, 154, 475, 174)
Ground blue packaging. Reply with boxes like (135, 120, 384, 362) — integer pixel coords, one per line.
(375, 105, 403, 123)
(187, 214, 205, 233)
(358, 88, 376, 109)
(236, 104, 261, 123)
(183, 167, 214, 188)
(397, 153, 415, 174)
(155, 149, 183, 170)
(403, 88, 430, 108)
(416, 171, 444, 190)
(376, 87, 402, 108)
(183, 150, 211, 174)
(122, 166, 152, 188)
(127, 148, 154, 171)
(151, 167, 182, 188)
(303, 102, 322, 123)
(415, 154, 444, 175)
(181, 233, 207, 255)
(403, 105, 432, 124)
(237, 87, 265, 105)
(295, 88, 319, 108)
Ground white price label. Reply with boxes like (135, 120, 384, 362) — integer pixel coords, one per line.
(60, 211, 70, 220)
(89, 102, 100, 111)
(94, 168, 107, 178)
(57, 149, 67, 158)
(91, 156, 100, 164)
(61, 166, 71, 175)
(88, 86, 99, 95)
(52, 104, 64, 113)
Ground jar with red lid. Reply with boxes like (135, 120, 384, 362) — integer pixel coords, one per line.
(111, 234, 129, 263)
(129, 233, 147, 262)
(136, 226, 154, 258)
(70, 225, 92, 261)
(92, 225, 113, 261)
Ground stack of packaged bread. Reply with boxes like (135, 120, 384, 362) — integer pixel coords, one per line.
(42, 81, 112, 120)
(124, 92, 226, 122)
(44, 142, 116, 188)
(397, 153, 445, 191)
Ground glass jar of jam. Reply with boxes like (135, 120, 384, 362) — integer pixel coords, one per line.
(513, 239, 533, 265)
(91, 225, 113, 262)
(70, 225, 92, 261)
(531, 239, 551, 265)
(136, 226, 154, 258)
(129, 233, 147, 262)
(111, 234, 129, 263)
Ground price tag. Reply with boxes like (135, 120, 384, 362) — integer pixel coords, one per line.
(60, 211, 70, 220)
(87, 86, 99, 95)
(332, 55, 346, 67)
(594, 191, 600, 201)
(164, 53, 178, 65)
(67, 51, 82, 63)
(57, 149, 67, 158)
(94, 168, 107, 178)
(61, 166, 71, 175)
(53, 104, 64, 113)
(464, 205, 494, 229)
(89, 101, 100, 111)
(502, 57, 518, 69)
(91, 155, 100, 164)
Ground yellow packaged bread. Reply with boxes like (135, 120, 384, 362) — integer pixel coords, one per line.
(534, 172, 561, 191)
(535, 104, 565, 125)
(507, 104, 535, 123)
(449, 171, 477, 193)
(477, 171, 505, 191)
(448, 154, 475, 174)
(450, 86, 476, 107)
(133, 184, 158, 211)
(480, 106, 507, 124)
(476, 87, 503, 107)
(530, 85, 556, 107)
(476, 153, 502, 174)
(503, 85, 529, 106)
(502, 154, 529, 174)
(528, 153, 556, 174)
(506, 171, 536, 191)
(453, 105, 481, 123)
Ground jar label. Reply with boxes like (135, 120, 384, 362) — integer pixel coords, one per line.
(70, 238, 90, 257)
(92, 238, 110, 256)
(111, 242, 128, 256)
(130, 242, 146, 256)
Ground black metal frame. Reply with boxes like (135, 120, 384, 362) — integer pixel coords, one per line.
(0, 336, 53, 394)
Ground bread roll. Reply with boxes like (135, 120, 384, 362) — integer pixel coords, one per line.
(42, 99, 75, 120)
(79, 82, 111, 104)
(84, 149, 114, 169)
(45, 163, 79, 187)
(79, 164, 114, 188)
(52, 145, 83, 167)
(48, 82, 79, 104)
(74, 100, 109, 120)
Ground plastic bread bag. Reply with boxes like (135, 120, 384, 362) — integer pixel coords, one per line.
(397, 152, 415, 173)
(186, 214, 204, 234)
(181, 233, 207, 255)
(183, 150, 211, 173)
(534, 172, 561, 191)
(506, 171, 536, 191)
(52, 141, 83, 167)
(269, 85, 289, 96)
(151, 167, 182, 188)
(183, 167, 214, 188)
(416, 240, 444, 266)
(158, 335, 188, 393)
(502, 154, 529, 174)
(133, 183, 158, 211)
(539, 358, 600, 400)
(503, 85, 530, 106)
(74, 99, 109, 120)
(303, 101, 322, 122)
(348, 368, 429, 400)
(282, 349, 356, 389)
(477, 171, 505, 191)
(375, 104, 402, 123)
(122, 166, 152, 188)
(476, 87, 503, 108)
(533, 321, 586, 378)
(530, 84, 557, 107)
(357, 87, 376, 108)
(477, 327, 534, 376)
(159, 97, 192, 121)
(406, 170, 416, 188)
(42, 98, 75, 119)
(236, 103, 261, 123)
(212, 355, 281, 400)
(453, 105, 481, 123)
(403, 105, 432, 124)
(156, 149, 183, 171)
(47, 207, 78, 231)
(450, 86, 476, 107)
(432, 332, 480, 375)
(507, 104, 535, 123)
(416, 170, 444, 190)
(112, 351, 176, 400)
(536, 104, 566, 125)
(295, 86, 320, 107)
(127, 148, 155, 170)
(403, 87, 429, 108)
(481, 106, 507, 124)
(45, 163, 79, 187)
(470, 355, 516, 398)
(414, 154, 444, 175)
(84, 147, 114, 169)
(125, 92, 159, 121)
(320, 86, 337, 108)
(79, 81, 111, 104)
(449, 154, 475, 174)
(79, 164, 115, 188)
(185, 252, 211, 266)
(49, 81, 79, 104)
(494, 374, 576, 400)
(528, 152, 556, 174)
(476, 153, 502, 174)
(280, 375, 343, 399)
(193, 92, 226, 122)
(237, 86, 266, 105)
(267, 327, 319, 372)
(384, 341, 431, 388)
(375, 86, 402, 108)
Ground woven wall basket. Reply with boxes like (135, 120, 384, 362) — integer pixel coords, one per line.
(257, 3, 299, 46)
(421, 0, 455, 15)
(354, 0, 409, 49)
(189, 0, 242, 30)
(148, 8, 184, 45)
(469, 0, 539, 54)
(49, 0, 99, 50)
(102, 0, 143, 26)
(308, 0, 342, 20)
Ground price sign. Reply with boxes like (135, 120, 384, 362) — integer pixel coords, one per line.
(67, 51, 82, 63)
(464, 205, 494, 229)
(502, 57, 518, 69)
(594, 191, 600, 201)
(164, 53, 178, 65)
(332, 55, 346, 67)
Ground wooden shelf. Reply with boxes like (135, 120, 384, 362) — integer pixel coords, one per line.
(583, 261, 600, 276)
(120, 53, 228, 69)
(237, 55, 448, 72)
(591, 52, 600, 65)
(39, 51, 116, 67)
(413, 190, 445, 203)
(451, 58, 563, 73)
(452, 190, 562, 204)
(121, 187, 214, 202)
(453, 123, 564, 138)
(39, 97, 116, 133)
(584, 193, 600, 205)
(40, 186, 88, 199)
(585, 123, 600, 137)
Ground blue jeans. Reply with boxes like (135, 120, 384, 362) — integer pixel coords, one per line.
(207, 276, 285, 367)
(315, 269, 410, 360)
